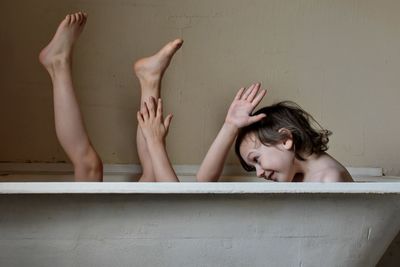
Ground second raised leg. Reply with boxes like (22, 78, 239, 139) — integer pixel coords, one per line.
(133, 39, 183, 182)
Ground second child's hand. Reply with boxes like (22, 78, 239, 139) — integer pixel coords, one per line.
(225, 83, 267, 129)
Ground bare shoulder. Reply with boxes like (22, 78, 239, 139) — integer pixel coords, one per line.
(321, 168, 353, 182)
(317, 153, 354, 182)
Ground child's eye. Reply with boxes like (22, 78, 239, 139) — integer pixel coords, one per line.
(253, 157, 259, 163)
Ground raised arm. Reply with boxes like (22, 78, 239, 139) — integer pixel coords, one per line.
(137, 97, 179, 182)
(196, 83, 267, 182)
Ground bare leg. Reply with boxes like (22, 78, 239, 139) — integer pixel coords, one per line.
(39, 12, 103, 181)
(134, 39, 183, 182)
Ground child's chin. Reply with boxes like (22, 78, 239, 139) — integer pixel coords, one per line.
(276, 175, 292, 182)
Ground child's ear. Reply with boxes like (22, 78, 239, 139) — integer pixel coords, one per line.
(278, 128, 293, 150)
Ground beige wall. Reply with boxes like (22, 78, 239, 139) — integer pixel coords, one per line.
(1, 0, 400, 175)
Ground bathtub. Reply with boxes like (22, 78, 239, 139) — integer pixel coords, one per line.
(0, 164, 399, 267)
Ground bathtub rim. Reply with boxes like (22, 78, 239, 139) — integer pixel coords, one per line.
(1, 182, 400, 194)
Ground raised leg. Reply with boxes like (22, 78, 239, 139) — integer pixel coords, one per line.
(133, 39, 183, 182)
(39, 12, 103, 181)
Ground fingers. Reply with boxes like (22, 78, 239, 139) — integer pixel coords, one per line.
(142, 101, 150, 119)
(150, 97, 157, 116)
(145, 97, 156, 118)
(143, 97, 168, 121)
(247, 83, 261, 102)
(251, 89, 267, 106)
(156, 98, 163, 119)
(241, 84, 256, 100)
(164, 114, 173, 131)
(234, 88, 245, 100)
(137, 111, 144, 125)
(249, 113, 266, 124)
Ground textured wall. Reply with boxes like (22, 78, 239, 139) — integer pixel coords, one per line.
(1, 0, 400, 175)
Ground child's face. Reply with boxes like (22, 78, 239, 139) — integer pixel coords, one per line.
(239, 132, 296, 182)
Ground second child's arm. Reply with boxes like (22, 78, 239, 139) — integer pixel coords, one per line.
(196, 122, 238, 182)
(196, 83, 267, 182)
(137, 97, 179, 182)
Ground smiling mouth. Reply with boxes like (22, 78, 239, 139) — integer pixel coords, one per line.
(267, 171, 275, 180)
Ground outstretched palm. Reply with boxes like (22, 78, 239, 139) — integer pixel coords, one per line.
(225, 83, 267, 128)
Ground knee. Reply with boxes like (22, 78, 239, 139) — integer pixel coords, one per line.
(74, 149, 103, 182)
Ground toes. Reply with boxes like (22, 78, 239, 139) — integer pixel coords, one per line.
(173, 38, 184, 48)
(82, 12, 88, 24)
(74, 12, 88, 25)
(70, 13, 75, 24)
(167, 39, 183, 53)
(159, 40, 182, 57)
(65, 14, 72, 25)
(74, 13, 80, 23)
(78, 12, 84, 25)
(68, 12, 86, 25)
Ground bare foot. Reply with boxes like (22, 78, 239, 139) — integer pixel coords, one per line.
(39, 12, 87, 71)
(134, 39, 183, 84)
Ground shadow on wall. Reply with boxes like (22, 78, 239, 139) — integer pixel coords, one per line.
(378, 230, 400, 267)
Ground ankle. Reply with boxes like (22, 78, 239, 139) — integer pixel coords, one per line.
(43, 56, 71, 74)
(50, 55, 71, 68)
(138, 77, 161, 91)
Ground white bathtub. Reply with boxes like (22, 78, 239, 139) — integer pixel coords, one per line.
(0, 164, 399, 267)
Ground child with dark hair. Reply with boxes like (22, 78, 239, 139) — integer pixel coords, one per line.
(197, 84, 353, 182)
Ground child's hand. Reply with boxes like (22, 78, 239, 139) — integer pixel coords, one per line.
(225, 83, 267, 129)
(137, 97, 173, 144)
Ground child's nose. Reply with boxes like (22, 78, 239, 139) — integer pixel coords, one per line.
(256, 167, 265, 177)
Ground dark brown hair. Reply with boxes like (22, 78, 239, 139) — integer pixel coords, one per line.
(234, 101, 331, 171)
